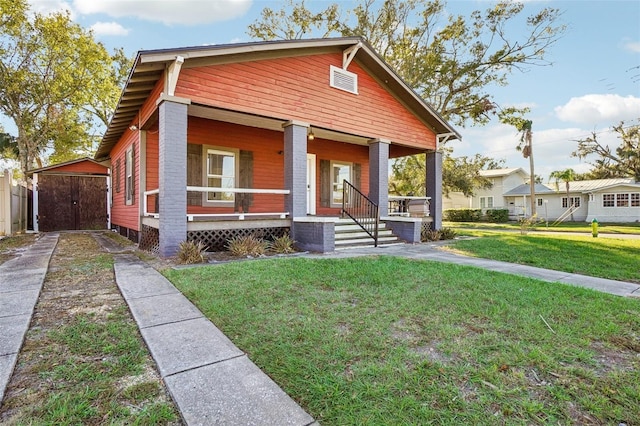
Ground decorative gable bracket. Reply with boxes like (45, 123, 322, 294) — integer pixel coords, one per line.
(166, 55, 185, 97)
(342, 41, 362, 70)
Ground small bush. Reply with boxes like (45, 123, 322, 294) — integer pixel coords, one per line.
(270, 234, 296, 254)
(227, 235, 269, 257)
(422, 229, 441, 242)
(443, 208, 482, 222)
(518, 215, 544, 235)
(485, 209, 509, 223)
(439, 227, 458, 240)
(177, 240, 208, 264)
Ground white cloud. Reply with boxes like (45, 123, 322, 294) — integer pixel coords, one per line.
(90, 21, 129, 36)
(554, 94, 640, 125)
(623, 40, 640, 53)
(72, 0, 252, 25)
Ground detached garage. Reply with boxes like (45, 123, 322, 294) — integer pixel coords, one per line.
(30, 158, 110, 232)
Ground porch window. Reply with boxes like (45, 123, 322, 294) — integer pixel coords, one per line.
(205, 148, 236, 204)
(331, 161, 352, 207)
(632, 193, 640, 207)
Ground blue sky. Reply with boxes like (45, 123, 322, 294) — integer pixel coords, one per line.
(12, 1, 640, 179)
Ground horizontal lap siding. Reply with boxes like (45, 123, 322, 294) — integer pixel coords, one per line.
(145, 128, 159, 213)
(176, 53, 436, 150)
(110, 128, 140, 231)
(140, 77, 164, 127)
(310, 140, 369, 216)
(185, 118, 286, 214)
(47, 161, 109, 174)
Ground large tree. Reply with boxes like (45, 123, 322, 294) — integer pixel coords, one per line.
(0, 0, 127, 176)
(571, 120, 640, 181)
(248, 0, 565, 195)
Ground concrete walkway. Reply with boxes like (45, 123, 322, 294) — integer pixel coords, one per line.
(1, 232, 639, 422)
(0, 233, 58, 403)
(311, 243, 640, 298)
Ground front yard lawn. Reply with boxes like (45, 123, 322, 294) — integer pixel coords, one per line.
(165, 257, 640, 425)
(447, 233, 640, 283)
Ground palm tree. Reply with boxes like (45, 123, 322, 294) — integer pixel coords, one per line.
(549, 168, 577, 221)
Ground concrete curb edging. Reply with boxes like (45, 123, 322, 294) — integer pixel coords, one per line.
(113, 254, 316, 426)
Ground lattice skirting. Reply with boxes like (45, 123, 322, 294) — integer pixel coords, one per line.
(188, 226, 290, 251)
(140, 225, 160, 254)
(420, 221, 433, 242)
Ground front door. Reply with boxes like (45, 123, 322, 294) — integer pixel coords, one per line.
(306, 153, 316, 215)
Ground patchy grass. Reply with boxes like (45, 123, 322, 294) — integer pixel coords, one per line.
(0, 233, 180, 425)
(0, 233, 37, 265)
(446, 233, 640, 283)
(165, 257, 640, 425)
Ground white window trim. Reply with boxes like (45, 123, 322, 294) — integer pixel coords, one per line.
(330, 160, 352, 208)
(202, 145, 239, 207)
(602, 192, 639, 208)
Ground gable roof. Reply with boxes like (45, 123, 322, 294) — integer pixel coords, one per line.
(28, 157, 109, 175)
(503, 183, 555, 196)
(479, 168, 527, 178)
(95, 37, 460, 160)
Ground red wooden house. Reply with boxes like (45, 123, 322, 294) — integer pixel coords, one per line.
(94, 37, 460, 256)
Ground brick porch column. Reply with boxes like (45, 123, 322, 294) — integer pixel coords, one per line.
(426, 151, 443, 230)
(282, 120, 308, 240)
(368, 138, 390, 217)
(158, 96, 189, 257)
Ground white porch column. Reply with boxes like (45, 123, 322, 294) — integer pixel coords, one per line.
(426, 151, 443, 230)
(368, 138, 390, 217)
(158, 96, 189, 257)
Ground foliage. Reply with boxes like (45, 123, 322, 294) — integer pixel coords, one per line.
(0, 0, 130, 175)
(390, 149, 504, 196)
(166, 257, 640, 423)
(249, 0, 565, 195)
(571, 120, 640, 180)
(549, 168, 577, 220)
(518, 214, 543, 235)
(439, 227, 458, 240)
(421, 228, 441, 242)
(226, 234, 269, 257)
(177, 240, 208, 264)
(443, 208, 482, 222)
(270, 233, 296, 254)
(485, 208, 509, 223)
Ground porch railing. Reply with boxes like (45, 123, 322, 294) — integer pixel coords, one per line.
(342, 180, 379, 247)
(143, 186, 290, 220)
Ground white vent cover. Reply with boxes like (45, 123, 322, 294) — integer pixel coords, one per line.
(330, 65, 358, 94)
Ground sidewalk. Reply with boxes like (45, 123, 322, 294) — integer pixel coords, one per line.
(2, 232, 639, 422)
(0, 233, 58, 403)
(309, 243, 640, 298)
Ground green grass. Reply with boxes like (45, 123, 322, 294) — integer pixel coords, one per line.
(444, 221, 640, 235)
(446, 233, 640, 283)
(165, 257, 640, 425)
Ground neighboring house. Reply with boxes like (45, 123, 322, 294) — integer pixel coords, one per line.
(505, 178, 640, 223)
(94, 37, 460, 256)
(442, 168, 528, 211)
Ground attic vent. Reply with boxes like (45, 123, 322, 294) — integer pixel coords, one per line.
(330, 65, 358, 94)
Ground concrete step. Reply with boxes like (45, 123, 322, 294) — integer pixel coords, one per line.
(335, 230, 395, 240)
(335, 235, 400, 247)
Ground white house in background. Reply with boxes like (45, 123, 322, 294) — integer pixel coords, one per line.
(444, 168, 640, 223)
(504, 178, 640, 223)
(442, 168, 529, 211)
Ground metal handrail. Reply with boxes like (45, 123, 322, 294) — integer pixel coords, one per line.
(342, 180, 379, 247)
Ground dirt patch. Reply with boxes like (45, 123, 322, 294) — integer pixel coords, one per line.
(0, 234, 37, 265)
(0, 232, 181, 424)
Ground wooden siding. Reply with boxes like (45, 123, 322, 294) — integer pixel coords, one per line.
(140, 117, 371, 217)
(41, 160, 108, 175)
(140, 76, 165, 127)
(176, 53, 437, 150)
(110, 128, 140, 231)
